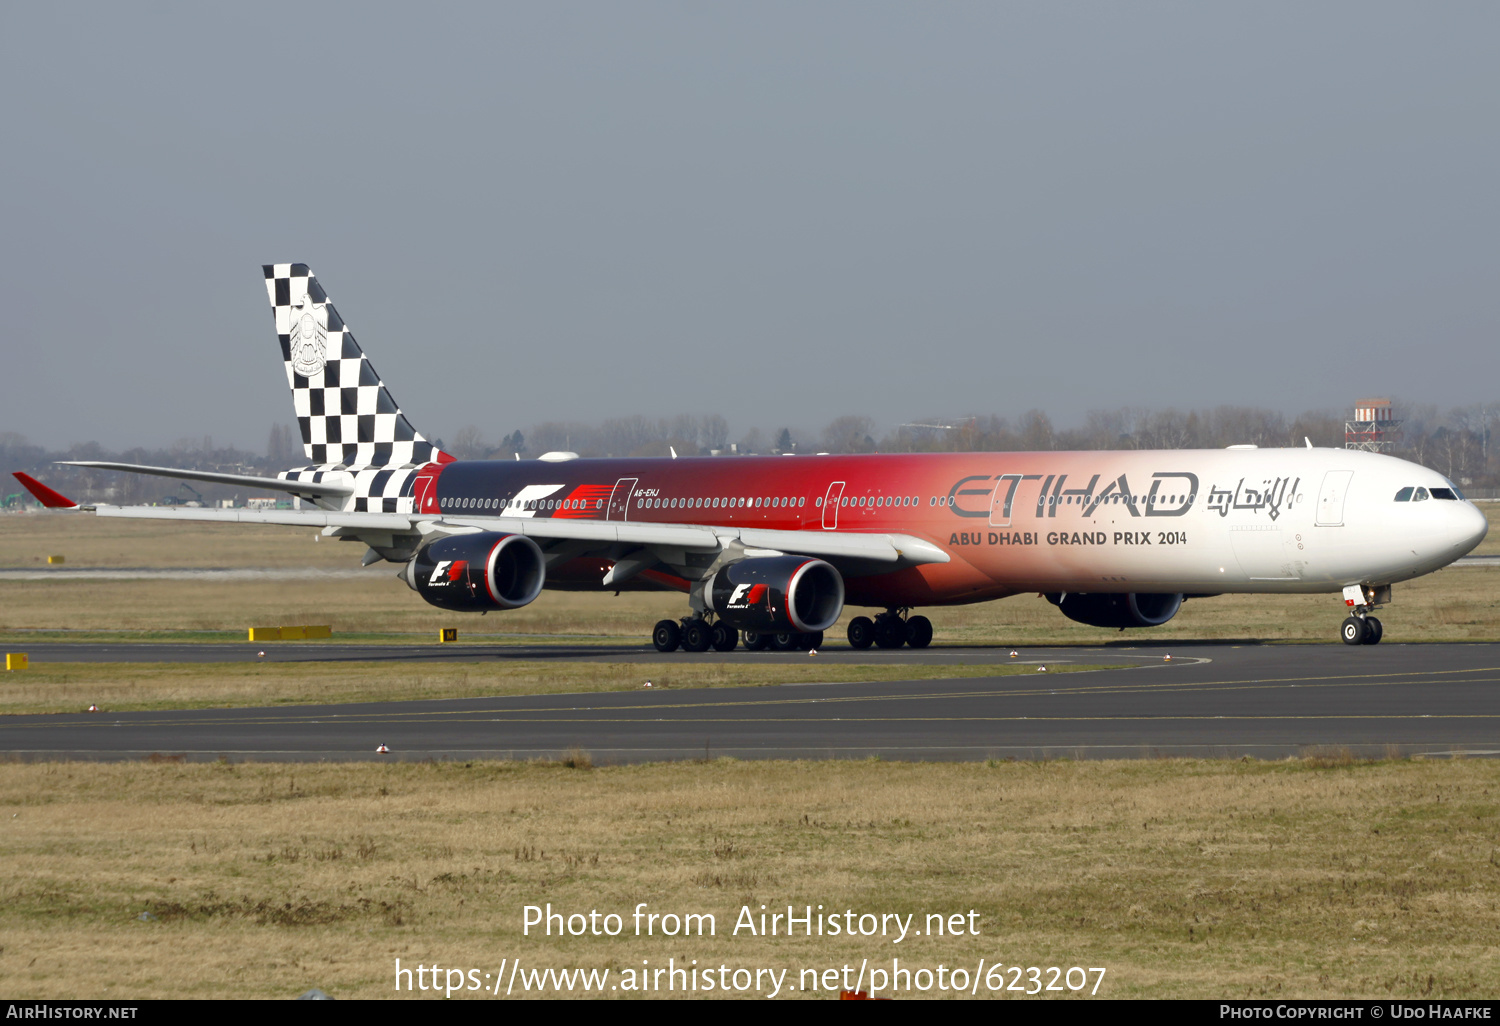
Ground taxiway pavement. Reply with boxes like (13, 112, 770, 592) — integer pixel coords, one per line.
(2, 643, 1498, 762)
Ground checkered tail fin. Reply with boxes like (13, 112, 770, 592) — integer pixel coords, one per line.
(262, 264, 448, 469)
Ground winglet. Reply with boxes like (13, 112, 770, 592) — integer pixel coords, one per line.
(12, 472, 80, 509)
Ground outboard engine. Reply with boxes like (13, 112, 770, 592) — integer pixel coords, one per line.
(1045, 592, 1183, 629)
(405, 533, 546, 612)
(703, 556, 844, 633)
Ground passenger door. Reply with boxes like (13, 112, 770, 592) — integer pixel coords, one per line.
(822, 481, 845, 529)
(606, 478, 638, 521)
(1315, 471, 1353, 526)
(989, 474, 1017, 528)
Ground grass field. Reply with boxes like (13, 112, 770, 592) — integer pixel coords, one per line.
(3, 513, 1499, 1001)
(1, 756, 1497, 999)
(2, 512, 1498, 646)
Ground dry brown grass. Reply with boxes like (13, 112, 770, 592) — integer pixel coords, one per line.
(0, 512, 353, 569)
(2, 509, 1498, 646)
(2, 510, 1500, 645)
(6, 502, 1498, 565)
(5, 568, 1500, 647)
(0, 757, 1497, 999)
(0, 660, 1109, 715)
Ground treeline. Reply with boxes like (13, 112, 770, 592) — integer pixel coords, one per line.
(447, 403, 1500, 489)
(0, 432, 273, 507)
(4, 401, 1498, 508)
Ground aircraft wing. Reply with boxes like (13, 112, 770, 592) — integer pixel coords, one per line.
(57, 461, 354, 499)
(87, 503, 949, 570)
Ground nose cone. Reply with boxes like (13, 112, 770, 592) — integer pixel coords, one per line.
(1455, 502, 1490, 556)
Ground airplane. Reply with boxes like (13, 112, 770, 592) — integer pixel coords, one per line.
(12, 264, 1488, 651)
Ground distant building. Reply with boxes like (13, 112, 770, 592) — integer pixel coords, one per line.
(246, 497, 278, 510)
(1346, 398, 1401, 452)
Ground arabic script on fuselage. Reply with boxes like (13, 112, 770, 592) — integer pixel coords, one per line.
(1205, 477, 1300, 520)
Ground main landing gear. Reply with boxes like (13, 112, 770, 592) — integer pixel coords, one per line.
(1339, 584, 1387, 646)
(652, 617, 824, 652)
(846, 609, 933, 650)
(743, 629, 823, 652)
(653, 617, 741, 653)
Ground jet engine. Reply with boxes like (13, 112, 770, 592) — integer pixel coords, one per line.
(703, 556, 844, 633)
(405, 532, 546, 612)
(1044, 592, 1183, 629)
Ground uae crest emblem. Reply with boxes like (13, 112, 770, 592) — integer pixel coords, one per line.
(288, 292, 329, 378)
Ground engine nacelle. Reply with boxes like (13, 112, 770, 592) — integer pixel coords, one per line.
(405, 532, 546, 612)
(703, 556, 844, 633)
(1045, 592, 1183, 629)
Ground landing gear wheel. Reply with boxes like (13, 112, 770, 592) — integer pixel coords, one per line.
(652, 619, 682, 652)
(1340, 616, 1367, 646)
(742, 631, 769, 651)
(800, 630, 824, 650)
(847, 616, 875, 649)
(682, 619, 714, 653)
(1361, 617, 1383, 645)
(905, 615, 933, 649)
(771, 632, 802, 652)
(874, 617, 906, 649)
(711, 623, 739, 652)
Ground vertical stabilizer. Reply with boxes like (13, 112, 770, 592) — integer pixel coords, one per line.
(262, 264, 447, 469)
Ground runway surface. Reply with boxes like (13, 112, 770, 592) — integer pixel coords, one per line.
(3, 642, 1500, 763)
(0, 639, 1204, 665)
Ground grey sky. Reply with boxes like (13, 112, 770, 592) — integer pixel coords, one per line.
(2, 2, 1496, 452)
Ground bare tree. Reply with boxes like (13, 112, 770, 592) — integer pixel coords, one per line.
(448, 425, 490, 461)
(1018, 410, 1054, 451)
(822, 416, 876, 454)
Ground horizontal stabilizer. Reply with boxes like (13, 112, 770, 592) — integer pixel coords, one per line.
(12, 472, 80, 509)
(57, 461, 354, 499)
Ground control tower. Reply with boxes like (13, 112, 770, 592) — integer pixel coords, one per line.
(1345, 398, 1401, 452)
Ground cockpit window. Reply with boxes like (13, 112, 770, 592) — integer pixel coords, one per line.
(1431, 488, 1458, 500)
(1394, 487, 1413, 502)
(1412, 487, 1429, 502)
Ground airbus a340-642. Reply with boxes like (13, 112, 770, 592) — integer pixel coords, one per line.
(14, 265, 1488, 651)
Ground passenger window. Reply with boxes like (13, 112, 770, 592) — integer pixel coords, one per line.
(1394, 487, 1413, 502)
(1412, 487, 1429, 502)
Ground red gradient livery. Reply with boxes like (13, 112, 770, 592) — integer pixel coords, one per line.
(18, 265, 1487, 652)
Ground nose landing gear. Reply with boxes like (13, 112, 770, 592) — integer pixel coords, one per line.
(1339, 584, 1388, 646)
(1341, 615, 1383, 645)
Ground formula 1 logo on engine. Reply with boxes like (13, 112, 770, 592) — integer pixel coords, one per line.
(428, 560, 467, 586)
(728, 583, 769, 608)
